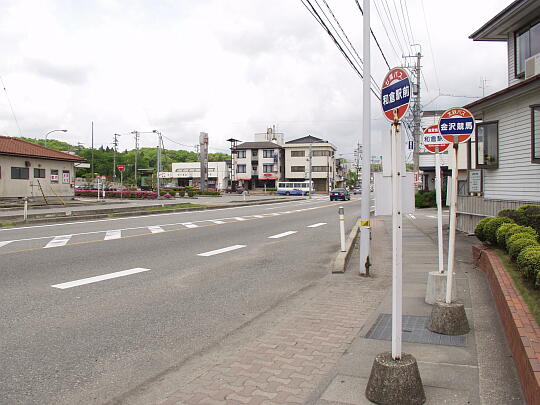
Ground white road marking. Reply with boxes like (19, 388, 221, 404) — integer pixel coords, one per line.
(234, 217, 247, 221)
(148, 225, 164, 233)
(197, 244, 246, 257)
(0, 241, 12, 248)
(104, 230, 121, 240)
(211, 220, 225, 224)
(183, 223, 199, 228)
(270, 213, 280, 216)
(44, 235, 72, 248)
(51, 268, 151, 289)
(307, 223, 327, 228)
(253, 215, 264, 218)
(426, 215, 437, 218)
(408, 214, 416, 219)
(268, 231, 297, 239)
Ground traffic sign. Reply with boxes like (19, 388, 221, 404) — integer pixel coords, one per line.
(381, 67, 411, 122)
(117, 164, 125, 173)
(422, 125, 450, 153)
(438, 107, 475, 144)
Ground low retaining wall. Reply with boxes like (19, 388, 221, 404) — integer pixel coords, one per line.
(472, 245, 540, 404)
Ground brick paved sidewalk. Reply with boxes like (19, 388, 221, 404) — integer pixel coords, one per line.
(157, 262, 390, 405)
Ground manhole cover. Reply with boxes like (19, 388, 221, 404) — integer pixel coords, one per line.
(365, 314, 467, 347)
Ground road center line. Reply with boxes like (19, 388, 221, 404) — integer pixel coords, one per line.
(268, 231, 297, 239)
(211, 220, 225, 224)
(44, 235, 72, 248)
(104, 230, 122, 240)
(307, 223, 327, 228)
(148, 225, 164, 233)
(183, 223, 199, 228)
(51, 268, 151, 289)
(197, 245, 246, 257)
(234, 217, 247, 221)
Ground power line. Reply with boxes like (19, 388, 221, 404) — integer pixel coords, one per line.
(391, 0, 412, 55)
(420, 0, 441, 92)
(372, 0, 401, 64)
(0, 75, 23, 137)
(353, 0, 391, 70)
(402, 0, 416, 46)
(379, 0, 406, 57)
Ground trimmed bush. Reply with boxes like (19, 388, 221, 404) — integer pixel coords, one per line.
(517, 204, 540, 215)
(498, 209, 526, 225)
(516, 246, 540, 280)
(496, 223, 520, 248)
(505, 225, 537, 246)
(474, 217, 494, 242)
(507, 232, 538, 247)
(187, 190, 195, 198)
(415, 190, 436, 208)
(178, 190, 186, 197)
(508, 236, 539, 261)
(484, 217, 514, 245)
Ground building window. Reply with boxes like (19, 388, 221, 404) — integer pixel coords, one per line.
(312, 166, 329, 172)
(62, 170, 70, 183)
(532, 106, 540, 163)
(263, 149, 274, 158)
(291, 166, 305, 172)
(11, 167, 29, 179)
(50, 169, 59, 183)
(236, 164, 246, 173)
(252, 149, 258, 157)
(515, 20, 540, 77)
(312, 150, 331, 157)
(476, 122, 498, 169)
(33, 168, 45, 178)
(236, 150, 246, 159)
(263, 164, 274, 173)
(291, 150, 305, 157)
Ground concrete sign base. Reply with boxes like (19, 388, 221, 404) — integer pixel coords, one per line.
(427, 301, 470, 335)
(425, 271, 456, 305)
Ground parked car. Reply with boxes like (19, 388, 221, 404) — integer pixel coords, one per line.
(353, 187, 362, 194)
(330, 188, 350, 201)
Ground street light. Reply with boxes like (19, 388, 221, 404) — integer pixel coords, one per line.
(44, 129, 68, 147)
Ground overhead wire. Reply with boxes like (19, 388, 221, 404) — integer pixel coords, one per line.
(391, 0, 412, 55)
(372, 0, 401, 65)
(420, 0, 441, 92)
(0, 75, 23, 137)
(379, 0, 406, 57)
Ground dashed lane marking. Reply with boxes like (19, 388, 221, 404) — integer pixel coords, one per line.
(183, 223, 199, 228)
(268, 231, 297, 239)
(148, 226, 164, 233)
(234, 217, 247, 221)
(104, 230, 122, 240)
(52, 268, 151, 289)
(44, 235, 72, 248)
(197, 245, 246, 257)
(307, 223, 327, 228)
(211, 220, 225, 224)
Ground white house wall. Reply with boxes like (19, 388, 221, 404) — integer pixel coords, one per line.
(482, 90, 540, 201)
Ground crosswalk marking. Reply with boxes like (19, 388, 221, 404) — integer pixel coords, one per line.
(253, 215, 263, 218)
(307, 223, 327, 228)
(211, 220, 225, 224)
(197, 245, 246, 257)
(104, 230, 122, 240)
(148, 225, 164, 233)
(0, 241, 12, 248)
(52, 268, 151, 289)
(44, 235, 72, 248)
(183, 223, 199, 228)
(268, 231, 297, 239)
(234, 217, 247, 221)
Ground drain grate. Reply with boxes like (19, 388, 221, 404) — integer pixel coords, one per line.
(365, 314, 467, 347)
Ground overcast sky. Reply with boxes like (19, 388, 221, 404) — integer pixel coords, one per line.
(0, 0, 512, 158)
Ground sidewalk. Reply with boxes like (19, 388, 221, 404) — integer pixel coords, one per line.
(124, 210, 523, 405)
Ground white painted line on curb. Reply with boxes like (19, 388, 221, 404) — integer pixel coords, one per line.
(197, 245, 246, 257)
(44, 235, 72, 248)
(183, 223, 199, 228)
(307, 223, 327, 228)
(0, 241, 12, 248)
(52, 268, 151, 289)
(104, 230, 121, 240)
(268, 231, 297, 239)
(148, 225, 164, 233)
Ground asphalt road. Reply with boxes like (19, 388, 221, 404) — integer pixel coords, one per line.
(0, 195, 361, 405)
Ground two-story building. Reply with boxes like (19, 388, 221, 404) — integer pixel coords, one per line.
(159, 161, 230, 190)
(456, 0, 540, 232)
(284, 135, 337, 192)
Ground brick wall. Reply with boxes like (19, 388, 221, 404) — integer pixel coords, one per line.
(472, 245, 540, 404)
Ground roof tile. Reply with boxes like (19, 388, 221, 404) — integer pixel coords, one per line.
(0, 136, 85, 162)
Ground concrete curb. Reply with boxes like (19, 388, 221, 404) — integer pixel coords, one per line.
(0, 198, 292, 228)
(332, 220, 360, 273)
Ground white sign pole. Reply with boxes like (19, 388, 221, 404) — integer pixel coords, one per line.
(391, 121, 403, 360)
(445, 143, 459, 303)
(435, 149, 444, 274)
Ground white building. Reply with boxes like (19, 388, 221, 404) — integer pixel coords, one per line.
(0, 136, 85, 200)
(232, 141, 284, 189)
(284, 135, 337, 192)
(160, 162, 229, 190)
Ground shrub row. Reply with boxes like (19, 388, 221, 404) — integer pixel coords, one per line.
(75, 190, 158, 199)
(475, 205, 540, 287)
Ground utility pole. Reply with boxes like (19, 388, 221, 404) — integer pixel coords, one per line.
(91, 121, 94, 181)
(410, 50, 422, 178)
(199, 132, 209, 191)
(479, 77, 489, 97)
(153, 130, 162, 196)
(308, 141, 313, 199)
(359, 0, 371, 276)
(354, 142, 361, 185)
(132, 130, 140, 188)
(112, 133, 121, 180)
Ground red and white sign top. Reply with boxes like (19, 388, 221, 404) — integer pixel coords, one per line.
(381, 67, 411, 123)
(438, 107, 475, 144)
(116, 164, 125, 173)
(422, 125, 450, 153)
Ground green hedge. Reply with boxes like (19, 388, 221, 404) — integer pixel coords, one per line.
(474, 217, 493, 242)
(415, 190, 436, 208)
(496, 223, 520, 248)
(508, 236, 539, 260)
(484, 217, 514, 245)
(516, 246, 540, 281)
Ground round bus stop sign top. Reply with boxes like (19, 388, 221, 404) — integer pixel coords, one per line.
(438, 107, 475, 144)
(422, 125, 450, 153)
(381, 67, 411, 123)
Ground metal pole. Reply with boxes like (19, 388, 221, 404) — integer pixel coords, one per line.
(120, 171, 123, 200)
(308, 142, 313, 199)
(359, 0, 371, 276)
(339, 206, 346, 252)
(391, 121, 403, 360)
(23, 197, 28, 222)
(446, 143, 459, 303)
(156, 132, 161, 197)
(435, 149, 444, 273)
(91, 122, 94, 182)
